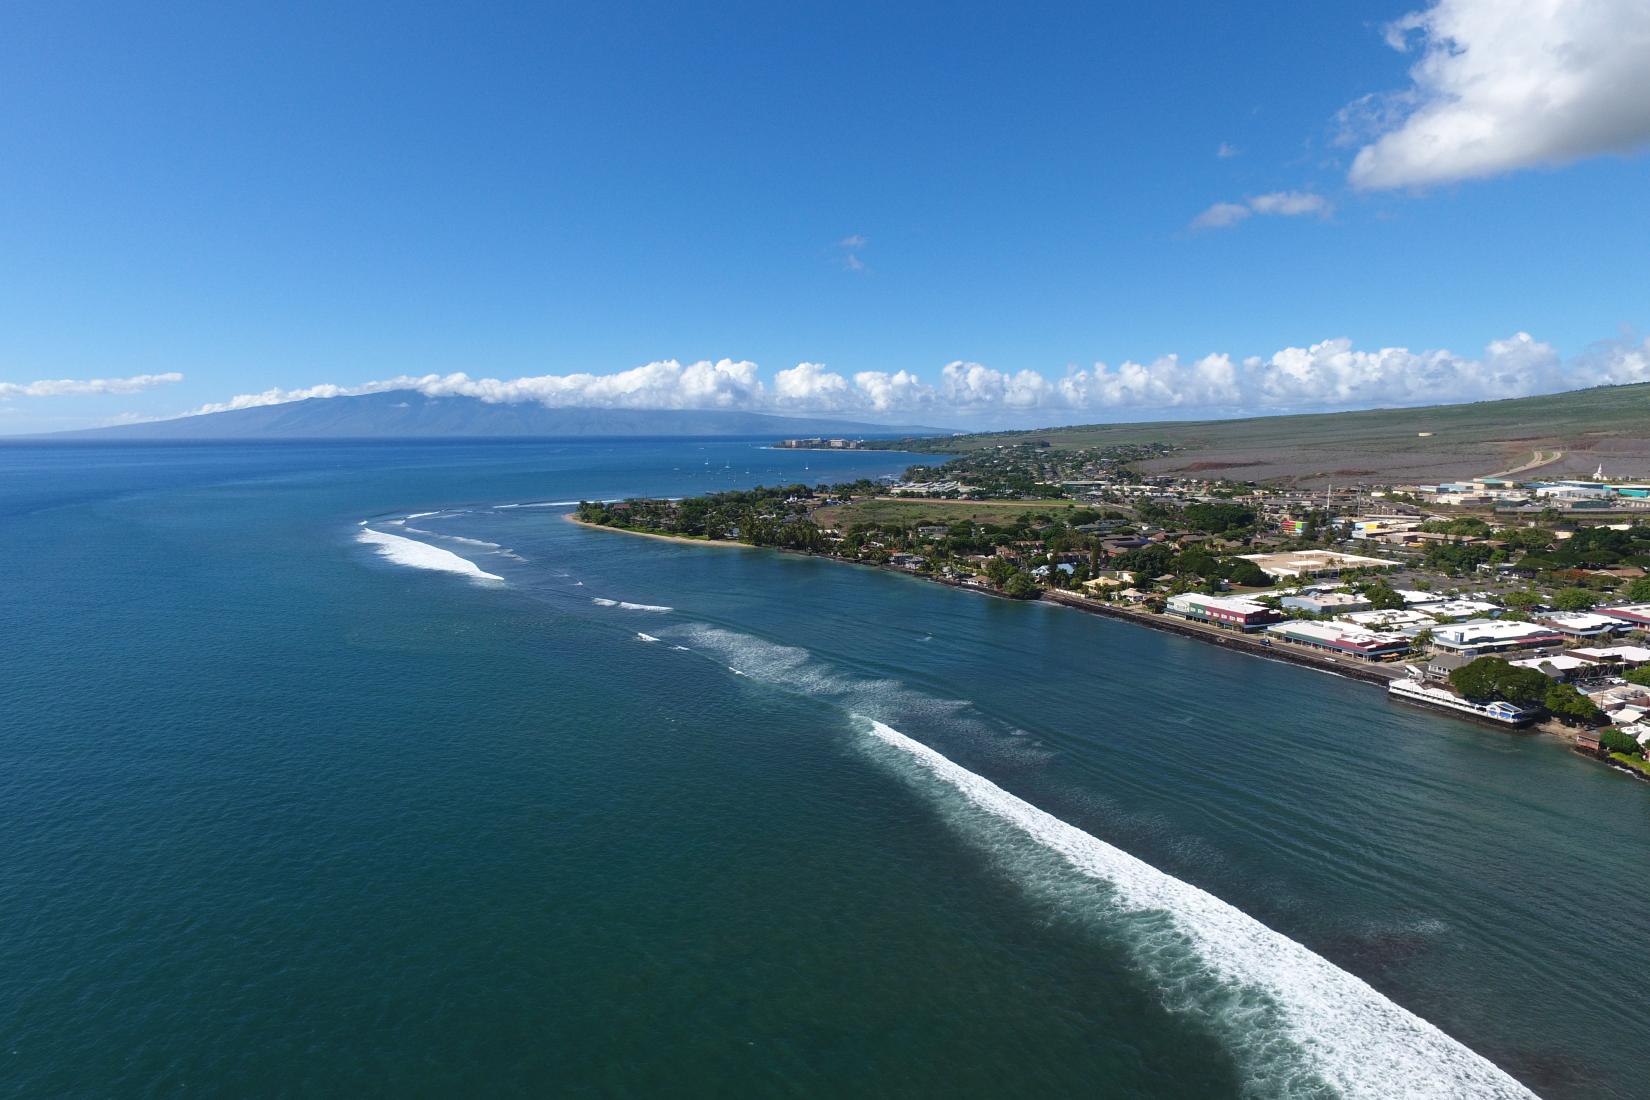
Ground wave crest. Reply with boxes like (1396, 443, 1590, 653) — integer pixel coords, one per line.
(355, 528, 503, 583)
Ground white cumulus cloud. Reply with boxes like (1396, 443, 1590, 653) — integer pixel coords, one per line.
(0, 372, 184, 399)
(1347, 0, 1650, 189)
(1190, 191, 1332, 231)
(178, 332, 1650, 424)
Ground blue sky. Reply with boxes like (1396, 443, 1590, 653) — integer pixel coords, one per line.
(3, 0, 1649, 431)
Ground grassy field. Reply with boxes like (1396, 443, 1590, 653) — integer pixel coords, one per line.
(811, 497, 1088, 529)
(885, 381, 1650, 484)
(1609, 752, 1650, 777)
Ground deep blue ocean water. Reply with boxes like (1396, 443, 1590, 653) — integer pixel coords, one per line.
(2, 439, 1647, 1098)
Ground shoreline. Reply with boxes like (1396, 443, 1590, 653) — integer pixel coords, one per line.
(563, 512, 751, 548)
(568, 513, 1601, 753)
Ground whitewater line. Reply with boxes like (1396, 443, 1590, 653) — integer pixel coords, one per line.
(860, 717, 1535, 1100)
(356, 528, 503, 582)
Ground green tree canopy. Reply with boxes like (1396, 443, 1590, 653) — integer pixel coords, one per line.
(1449, 657, 1551, 707)
(1225, 559, 1272, 588)
(1361, 579, 1406, 611)
(1003, 572, 1040, 599)
(1543, 683, 1604, 726)
(1600, 728, 1644, 756)
(1553, 587, 1599, 611)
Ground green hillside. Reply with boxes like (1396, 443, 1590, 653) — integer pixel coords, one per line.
(877, 382, 1650, 483)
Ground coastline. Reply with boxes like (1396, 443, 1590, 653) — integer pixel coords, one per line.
(568, 513, 1609, 757)
(563, 512, 751, 548)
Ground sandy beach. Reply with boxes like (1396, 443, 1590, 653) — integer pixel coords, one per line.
(563, 512, 751, 548)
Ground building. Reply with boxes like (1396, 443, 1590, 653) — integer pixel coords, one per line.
(1570, 644, 1650, 667)
(1388, 678, 1540, 726)
(1165, 593, 1282, 632)
(1538, 612, 1627, 639)
(1421, 651, 1474, 682)
(1509, 654, 1600, 680)
(1598, 603, 1650, 629)
(1408, 598, 1503, 619)
(1339, 608, 1436, 630)
(1347, 517, 1422, 539)
(889, 480, 970, 495)
(1429, 618, 1565, 655)
(1280, 592, 1373, 615)
(1533, 483, 1611, 500)
(1264, 620, 1411, 660)
(1236, 549, 1396, 579)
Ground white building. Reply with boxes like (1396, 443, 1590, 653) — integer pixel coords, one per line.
(1338, 608, 1437, 630)
(1430, 618, 1565, 655)
(1508, 654, 1600, 678)
(1539, 612, 1626, 639)
(1409, 598, 1503, 619)
(1236, 549, 1395, 579)
(1571, 645, 1650, 666)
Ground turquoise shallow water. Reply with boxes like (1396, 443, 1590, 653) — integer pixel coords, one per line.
(2, 439, 1646, 1098)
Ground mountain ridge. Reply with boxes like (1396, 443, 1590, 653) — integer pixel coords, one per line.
(26, 390, 949, 440)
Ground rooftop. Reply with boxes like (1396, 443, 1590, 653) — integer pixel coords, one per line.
(1572, 645, 1650, 664)
(1236, 549, 1394, 577)
(1266, 620, 1410, 650)
(1168, 593, 1274, 615)
(1540, 612, 1623, 632)
(1339, 609, 1437, 628)
(1409, 598, 1502, 617)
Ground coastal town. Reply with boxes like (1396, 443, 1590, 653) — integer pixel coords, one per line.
(576, 443, 1650, 783)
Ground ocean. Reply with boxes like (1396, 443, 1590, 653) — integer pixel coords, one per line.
(2, 438, 1645, 1098)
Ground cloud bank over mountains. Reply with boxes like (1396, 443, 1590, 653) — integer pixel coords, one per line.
(181, 331, 1650, 425)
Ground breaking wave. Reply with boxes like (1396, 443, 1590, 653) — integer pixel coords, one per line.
(355, 528, 503, 583)
(667, 622, 1532, 1099)
(495, 500, 587, 509)
(591, 598, 673, 612)
(861, 718, 1533, 1099)
(637, 632, 661, 643)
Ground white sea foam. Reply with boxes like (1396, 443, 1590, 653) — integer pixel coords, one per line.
(355, 528, 503, 583)
(432, 533, 526, 562)
(496, 499, 587, 509)
(859, 717, 1535, 1100)
(591, 597, 673, 612)
(405, 511, 440, 519)
(637, 632, 660, 643)
(667, 621, 1531, 1097)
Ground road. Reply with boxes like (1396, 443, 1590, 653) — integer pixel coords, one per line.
(1481, 448, 1563, 480)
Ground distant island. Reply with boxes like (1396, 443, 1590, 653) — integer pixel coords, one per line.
(25, 390, 948, 441)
